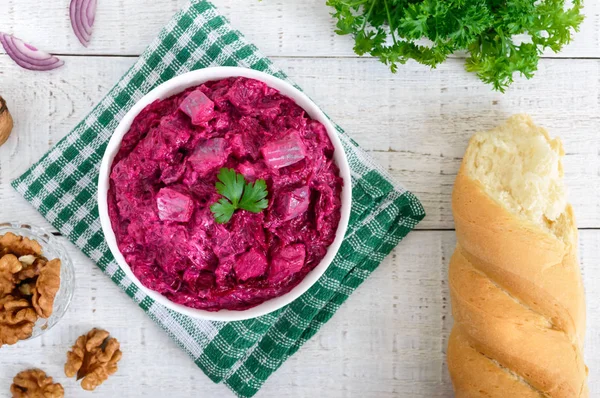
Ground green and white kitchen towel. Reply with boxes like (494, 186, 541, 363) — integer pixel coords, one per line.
(12, 1, 425, 396)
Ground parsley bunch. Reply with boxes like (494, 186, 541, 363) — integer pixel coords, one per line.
(210, 168, 269, 223)
(327, 0, 583, 91)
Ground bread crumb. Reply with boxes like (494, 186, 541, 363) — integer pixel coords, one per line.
(464, 114, 569, 239)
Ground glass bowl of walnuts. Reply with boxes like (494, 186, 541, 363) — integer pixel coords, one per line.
(0, 222, 75, 345)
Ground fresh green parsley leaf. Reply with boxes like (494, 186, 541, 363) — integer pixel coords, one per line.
(239, 179, 269, 213)
(210, 168, 269, 224)
(326, 0, 584, 91)
(210, 198, 236, 224)
(215, 167, 245, 207)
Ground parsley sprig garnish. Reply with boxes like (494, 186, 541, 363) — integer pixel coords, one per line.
(327, 0, 583, 91)
(210, 168, 269, 224)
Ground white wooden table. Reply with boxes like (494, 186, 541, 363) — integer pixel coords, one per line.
(1, 1, 600, 397)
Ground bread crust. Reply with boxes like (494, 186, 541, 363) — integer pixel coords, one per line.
(448, 328, 543, 398)
(447, 125, 588, 397)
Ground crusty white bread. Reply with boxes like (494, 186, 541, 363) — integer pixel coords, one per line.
(447, 115, 588, 397)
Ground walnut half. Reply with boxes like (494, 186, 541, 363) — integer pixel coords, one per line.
(0, 233, 42, 257)
(0, 295, 37, 347)
(0, 254, 22, 296)
(32, 259, 61, 319)
(65, 328, 123, 391)
(11, 369, 64, 398)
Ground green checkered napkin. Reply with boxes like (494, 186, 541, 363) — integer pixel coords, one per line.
(12, 1, 425, 396)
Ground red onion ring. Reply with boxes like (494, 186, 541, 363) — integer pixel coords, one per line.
(0, 33, 64, 71)
(70, 0, 97, 47)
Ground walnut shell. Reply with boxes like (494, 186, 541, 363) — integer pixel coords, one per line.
(0, 96, 13, 147)
(11, 368, 64, 398)
(65, 328, 122, 391)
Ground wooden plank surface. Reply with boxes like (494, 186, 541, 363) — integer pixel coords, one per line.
(0, 232, 452, 397)
(1, 56, 600, 230)
(0, 230, 598, 397)
(0, 0, 598, 59)
(1, 1, 599, 397)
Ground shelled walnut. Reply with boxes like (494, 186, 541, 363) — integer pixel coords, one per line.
(0, 233, 42, 257)
(0, 296, 37, 347)
(16, 257, 46, 282)
(32, 259, 61, 319)
(0, 254, 22, 296)
(65, 328, 123, 391)
(0, 96, 13, 147)
(0, 233, 61, 348)
(11, 369, 64, 398)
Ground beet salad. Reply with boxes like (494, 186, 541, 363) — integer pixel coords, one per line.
(108, 76, 343, 311)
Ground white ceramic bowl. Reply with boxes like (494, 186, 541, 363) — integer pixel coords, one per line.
(98, 67, 351, 321)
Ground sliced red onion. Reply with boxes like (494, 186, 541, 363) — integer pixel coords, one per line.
(0, 33, 64, 71)
(70, 0, 97, 47)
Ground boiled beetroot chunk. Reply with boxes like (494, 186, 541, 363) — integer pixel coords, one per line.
(268, 244, 306, 283)
(235, 248, 268, 282)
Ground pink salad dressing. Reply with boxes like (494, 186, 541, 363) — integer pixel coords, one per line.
(108, 77, 343, 311)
